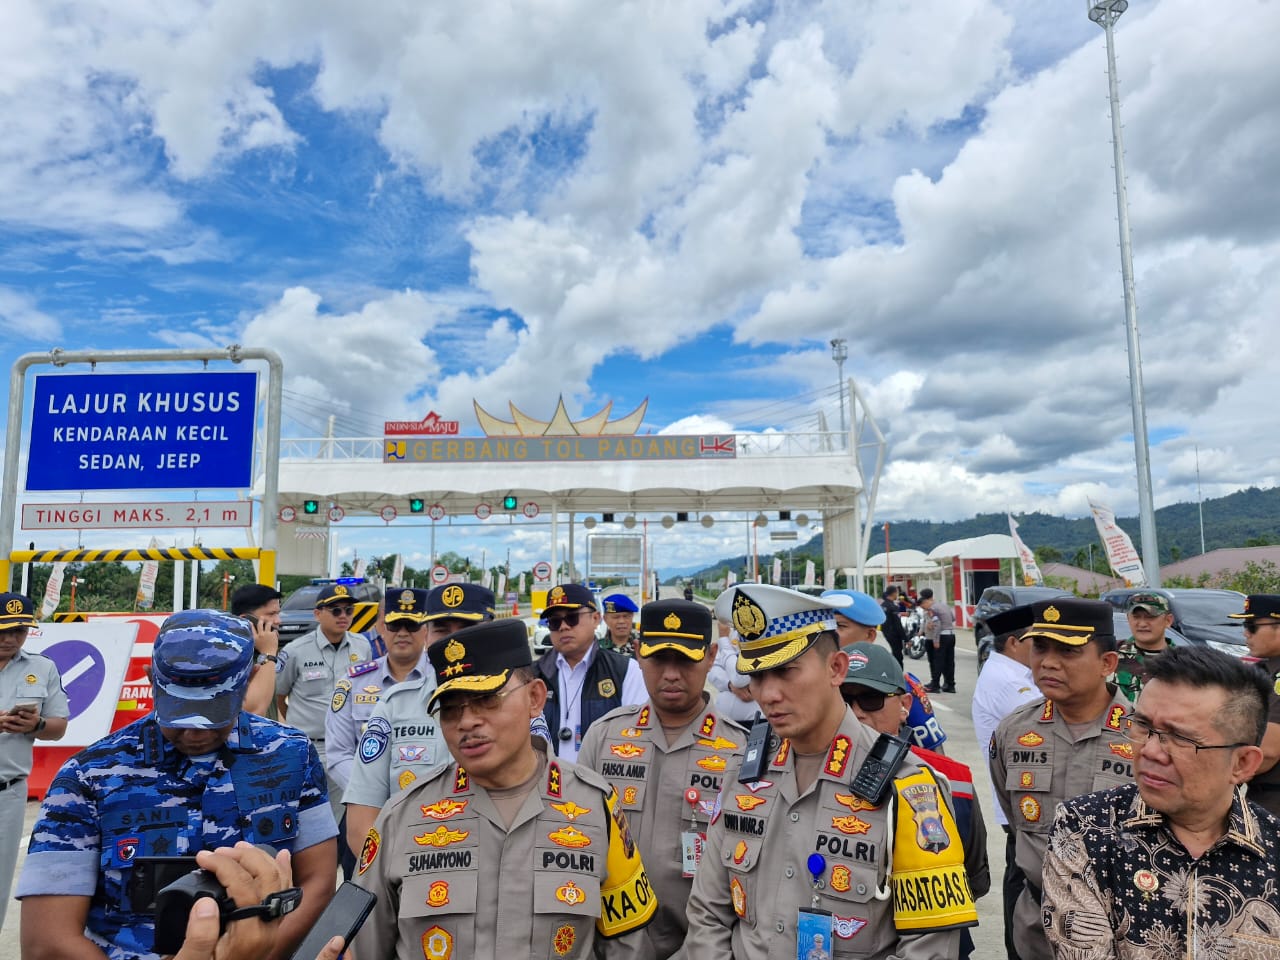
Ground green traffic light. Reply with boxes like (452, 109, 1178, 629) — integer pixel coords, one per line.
(503, 495, 518, 510)
(303, 500, 319, 515)
(409, 498, 425, 513)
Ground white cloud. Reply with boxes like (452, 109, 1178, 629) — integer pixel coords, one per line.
(0, 287, 60, 341)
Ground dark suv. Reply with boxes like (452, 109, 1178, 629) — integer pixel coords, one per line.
(1099, 587, 1246, 657)
(973, 585, 1073, 670)
(277, 578, 382, 646)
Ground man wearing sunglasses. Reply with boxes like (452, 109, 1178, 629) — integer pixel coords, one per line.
(275, 583, 374, 824)
(1235, 594, 1280, 816)
(353, 617, 657, 960)
(989, 598, 1132, 960)
(578, 599, 747, 959)
(342, 583, 496, 859)
(1042, 644, 1276, 958)
(534, 583, 646, 763)
(324, 587, 432, 875)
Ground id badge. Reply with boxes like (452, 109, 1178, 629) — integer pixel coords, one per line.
(680, 830, 705, 877)
(796, 908, 833, 960)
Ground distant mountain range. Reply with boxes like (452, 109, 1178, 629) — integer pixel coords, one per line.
(670, 485, 1280, 582)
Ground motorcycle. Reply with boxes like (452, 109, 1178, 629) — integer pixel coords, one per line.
(902, 607, 928, 660)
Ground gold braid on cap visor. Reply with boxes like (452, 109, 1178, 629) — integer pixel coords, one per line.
(735, 620, 836, 673)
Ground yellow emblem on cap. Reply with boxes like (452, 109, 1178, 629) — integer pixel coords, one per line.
(663, 612, 682, 631)
(442, 585, 464, 608)
(549, 587, 566, 605)
(444, 639, 466, 663)
(398, 589, 415, 610)
(731, 592, 767, 639)
(333, 585, 349, 597)
(5, 599, 22, 615)
(1044, 605, 1061, 623)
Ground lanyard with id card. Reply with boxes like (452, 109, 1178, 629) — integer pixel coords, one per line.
(680, 788, 706, 877)
(797, 852, 832, 960)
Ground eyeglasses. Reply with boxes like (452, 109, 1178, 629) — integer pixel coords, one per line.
(432, 681, 531, 723)
(1121, 714, 1249, 754)
(546, 612, 582, 630)
(322, 605, 355, 616)
(841, 688, 897, 713)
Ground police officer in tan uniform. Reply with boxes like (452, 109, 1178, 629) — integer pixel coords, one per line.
(579, 599, 746, 959)
(988, 598, 1132, 960)
(353, 617, 658, 960)
(685, 585, 975, 960)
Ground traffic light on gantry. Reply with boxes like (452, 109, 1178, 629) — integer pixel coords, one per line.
(503, 495, 518, 511)
(409, 498, 425, 513)
(303, 500, 319, 515)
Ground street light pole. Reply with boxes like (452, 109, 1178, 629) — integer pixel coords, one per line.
(830, 338, 848, 443)
(1088, 0, 1161, 586)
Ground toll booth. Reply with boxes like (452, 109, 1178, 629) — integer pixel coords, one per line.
(926, 534, 1019, 627)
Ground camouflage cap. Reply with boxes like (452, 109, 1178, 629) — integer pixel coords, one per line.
(152, 609, 254, 729)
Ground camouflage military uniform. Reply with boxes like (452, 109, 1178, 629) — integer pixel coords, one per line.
(17, 712, 335, 960)
(578, 701, 746, 958)
(353, 749, 656, 960)
(1112, 636, 1176, 703)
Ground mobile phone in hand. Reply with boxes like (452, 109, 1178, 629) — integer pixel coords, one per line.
(289, 882, 376, 959)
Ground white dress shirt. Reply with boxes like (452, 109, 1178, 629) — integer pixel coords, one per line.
(554, 644, 647, 763)
(971, 649, 1040, 825)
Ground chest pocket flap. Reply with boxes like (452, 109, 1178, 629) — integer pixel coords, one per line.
(401, 871, 478, 919)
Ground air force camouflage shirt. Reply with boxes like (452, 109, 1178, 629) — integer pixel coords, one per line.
(1042, 782, 1280, 959)
(16, 712, 337, 960)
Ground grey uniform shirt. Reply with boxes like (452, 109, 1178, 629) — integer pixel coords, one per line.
(325, 652, 430, 793)
(988, 687, 1133, 960)
(579, 701, 746, 959)
(684, 708, 968, 960)
(0, 649, 69, 781)
(353, 745, 657, 960)
(342, 674, 445, 808)
(276, 628, 372, 742)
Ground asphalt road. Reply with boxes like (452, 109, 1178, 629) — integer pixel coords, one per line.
(0, 630, 1012, 957)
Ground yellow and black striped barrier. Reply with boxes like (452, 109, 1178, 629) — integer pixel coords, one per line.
(351, 601, 378, 633)
(5, 547, 276, 593)
(52, 612, 88, 623)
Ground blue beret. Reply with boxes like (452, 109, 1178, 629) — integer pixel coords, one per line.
(602, 593, 639, 614)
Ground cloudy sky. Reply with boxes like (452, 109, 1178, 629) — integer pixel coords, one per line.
(2, 0, 1277, 575)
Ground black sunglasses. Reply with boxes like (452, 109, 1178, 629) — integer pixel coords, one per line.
(322, 605, 355, 616)
(546, 611, 583, 630)
(841, 688, 896, 713)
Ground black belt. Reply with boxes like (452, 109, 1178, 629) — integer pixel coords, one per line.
(0, 776, 27, 793)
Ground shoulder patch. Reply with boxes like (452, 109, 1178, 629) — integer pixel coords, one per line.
(349, 660, 379, 677)
(358, 716, 391, 764)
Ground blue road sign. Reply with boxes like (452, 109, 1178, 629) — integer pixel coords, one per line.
(27, 371, 258, 491)
(40, 639, 107, 720)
